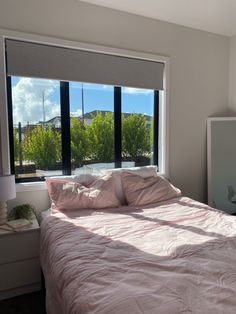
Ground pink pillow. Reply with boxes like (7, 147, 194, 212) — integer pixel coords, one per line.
(121, 172, 181, 206)
(103, 166, 158, 205)
(46, 174, 121, 211)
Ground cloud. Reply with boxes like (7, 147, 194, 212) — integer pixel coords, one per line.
(102, 84, 113, 90)
(82, 83, 114, 91)
(67, 83, 152, 95)
(70, 109, 82, 117)
(122, 87, 153, 94)
(102, 85, 153, 94)
(12, 78, 60, 126)
(70, 82, 114, 92)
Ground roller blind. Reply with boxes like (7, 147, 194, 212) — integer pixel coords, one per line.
(6, 39, 164, 90)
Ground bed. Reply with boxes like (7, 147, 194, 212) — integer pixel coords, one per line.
(40, 167, 236, 314)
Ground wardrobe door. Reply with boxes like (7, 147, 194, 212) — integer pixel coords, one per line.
(207, 118, 236, 214)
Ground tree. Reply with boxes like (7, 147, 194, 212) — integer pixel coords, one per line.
(70, 118, 88, 167)
(86, 112, 114, 162)
(122, 113, 151, 160)
(24, 126, 61, 169)
(13, 128, 20, 162)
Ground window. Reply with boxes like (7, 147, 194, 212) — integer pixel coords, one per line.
(9, 77, 62, 179)
(121, 87, 156, 167)
(5, 39, 166, 182)
(69, 82, 115, 172)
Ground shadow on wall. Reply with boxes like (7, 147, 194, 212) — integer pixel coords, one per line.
(209, 108, 232, 117)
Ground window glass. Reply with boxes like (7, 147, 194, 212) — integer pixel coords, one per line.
(9, 78, 160, 182)
(11, 76, 62, 178)
(69, 83, 114, 174)
(121, 87, 154, 168)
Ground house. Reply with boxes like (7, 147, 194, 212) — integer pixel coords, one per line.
(39, 116, 62, 129)
(0, 0, 236, 311)
(83, 110, 152, 127)
(37, 111, 152, 128)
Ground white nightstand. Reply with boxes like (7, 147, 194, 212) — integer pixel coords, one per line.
(0, 218, 41, 300)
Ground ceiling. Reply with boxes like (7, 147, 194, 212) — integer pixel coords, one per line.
(79, 0, 236, 37)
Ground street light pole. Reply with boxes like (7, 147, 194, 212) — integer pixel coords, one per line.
(42, 91, 46, 123)
(81, 83, 84, 124)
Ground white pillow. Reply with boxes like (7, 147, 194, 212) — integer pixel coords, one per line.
(47, 173, 101, 187)
(102, 166, 158, 205)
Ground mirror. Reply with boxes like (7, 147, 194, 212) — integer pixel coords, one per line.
(207, 117, 236, 214)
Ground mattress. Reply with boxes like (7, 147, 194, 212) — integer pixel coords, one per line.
(40, 196, 236, 314)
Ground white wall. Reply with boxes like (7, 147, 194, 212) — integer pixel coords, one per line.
(8, 188, 51, 216)
(229, 35, 236, 111)
(0, 0, 230, 207)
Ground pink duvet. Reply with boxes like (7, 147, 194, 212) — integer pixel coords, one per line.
(40, 197, 236, 314)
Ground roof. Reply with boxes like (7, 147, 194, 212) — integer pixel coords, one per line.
(83, 110, 152, 121)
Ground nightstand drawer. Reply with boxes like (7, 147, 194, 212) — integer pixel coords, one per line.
(0, 258, 41, 291)
(0, 231, 40, 264)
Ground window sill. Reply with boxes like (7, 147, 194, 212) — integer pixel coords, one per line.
(16, 181, 47, 193)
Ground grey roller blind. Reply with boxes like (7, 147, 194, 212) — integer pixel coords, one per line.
(6, 39, 164, 90)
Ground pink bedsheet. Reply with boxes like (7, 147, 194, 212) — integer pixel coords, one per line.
(40, 197, 236, 314)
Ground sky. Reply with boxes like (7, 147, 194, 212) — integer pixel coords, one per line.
(12, 77, 154, 126)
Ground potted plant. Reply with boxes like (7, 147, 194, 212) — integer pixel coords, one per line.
(8, 203, 36, 221)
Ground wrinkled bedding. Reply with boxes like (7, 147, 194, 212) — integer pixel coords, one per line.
(40, 197, 236, 314)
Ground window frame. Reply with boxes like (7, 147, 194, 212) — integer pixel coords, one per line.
(0, 29, 169, 190)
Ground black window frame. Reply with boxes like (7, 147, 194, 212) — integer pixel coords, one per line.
(6, 76, 159, 183)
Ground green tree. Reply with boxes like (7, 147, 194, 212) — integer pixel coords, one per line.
(86, 112, 114, 162)
(24, 126, 61, 169)
(13, 128, 20, 162)
(71, 118, 88, 167)
(122, 114, 151, 160)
